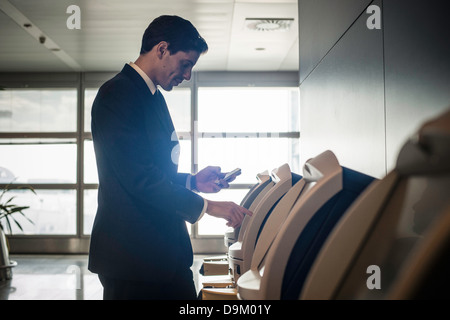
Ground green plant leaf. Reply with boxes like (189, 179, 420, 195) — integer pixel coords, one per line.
(9, 206, 30, 213)
(0, 181, 36, 235)
(12, 217, 24, 232)
(5, 196, 16, 205)
(3, 215, 13, 234)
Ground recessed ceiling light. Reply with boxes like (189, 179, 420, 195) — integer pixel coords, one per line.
(245, 18, 294, 32)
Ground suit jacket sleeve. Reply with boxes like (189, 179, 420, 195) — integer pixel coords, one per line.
(174, 172, 191, 187)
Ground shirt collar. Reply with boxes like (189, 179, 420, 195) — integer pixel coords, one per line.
(128, 62, 157, 95)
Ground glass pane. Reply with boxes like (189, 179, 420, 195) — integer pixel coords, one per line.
(0, 139, 77, 184)
(161, 88, 191, 132)
(177, 139, 192, 174)
(0, 189, 76, 235)
(0, 89, 77, 132)
(84, 140, 98, 184)
(186, 222, 192, 236)
(197, 137, 300, 185)
(198, 188, 250, 236)
(83, 189, 98, 235)
(198, 87, 299, 132)
(84, 88, 98, 133)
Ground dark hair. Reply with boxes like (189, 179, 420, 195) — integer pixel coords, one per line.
(140, 15, 208, 55)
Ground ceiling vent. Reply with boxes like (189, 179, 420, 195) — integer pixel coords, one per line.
(245, 18, 294, 32)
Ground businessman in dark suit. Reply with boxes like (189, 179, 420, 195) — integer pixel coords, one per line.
(88, 15, 252, 300)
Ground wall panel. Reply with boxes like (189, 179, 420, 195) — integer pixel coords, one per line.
(300, 0, 385, 178)
(384, 0, 450, 171)
(298, 0, 372, 84)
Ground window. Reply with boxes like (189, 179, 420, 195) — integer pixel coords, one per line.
(3, 189, 77, 235)
(0, 72, 299, 253)
(0, 89, 77, 132)
(0, 88, 78, 236)
(196, 87, 300, 236)
(0, 139, 77, 184)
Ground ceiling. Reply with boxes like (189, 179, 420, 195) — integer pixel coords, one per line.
(0, 0, 299, 73)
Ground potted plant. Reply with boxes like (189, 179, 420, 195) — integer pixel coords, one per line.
(0, 183, 35, 281)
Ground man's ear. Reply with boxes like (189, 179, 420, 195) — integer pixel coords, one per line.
(156, 41, 169, 59)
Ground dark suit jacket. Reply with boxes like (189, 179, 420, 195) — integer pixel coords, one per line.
(88, 64, 204, 283)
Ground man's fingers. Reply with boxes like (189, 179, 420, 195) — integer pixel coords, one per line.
(207, 166, 222, 175)
(211, 183, 221, 193)
(230, 205, 251, 228)
(233, 208, 244, 227)
(205, 200, 253, 228)
(241, 206, 253, 216)
(216, 179, 229, 188)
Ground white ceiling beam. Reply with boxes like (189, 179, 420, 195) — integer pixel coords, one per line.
(0, 0, 81, 71)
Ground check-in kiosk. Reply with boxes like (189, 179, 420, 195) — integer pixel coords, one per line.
(201, 171, 273, 276)
(202, 164, 301, 299)
(237, 150, 375, 300)
(224, 171, 273, 248)
(228, 163, 293, 283)
(300, 109, 450, 300)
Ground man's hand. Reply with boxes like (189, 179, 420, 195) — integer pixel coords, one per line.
(194, 166, 227, 193)
(206, 200, 252, 228)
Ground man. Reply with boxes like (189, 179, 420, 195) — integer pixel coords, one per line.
(88, 15, 252, 300)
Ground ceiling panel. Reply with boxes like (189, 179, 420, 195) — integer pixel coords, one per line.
(0, 9, 72, 71)
(0, 0, 298, 72)
(227, 1, 298, 70)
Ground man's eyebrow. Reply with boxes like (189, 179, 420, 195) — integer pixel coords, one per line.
(183, 59, 195, 66)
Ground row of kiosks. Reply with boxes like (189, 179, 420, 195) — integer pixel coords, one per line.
(200, 109, 450, 300)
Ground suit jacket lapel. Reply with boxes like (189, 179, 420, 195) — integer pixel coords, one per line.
(153, 90, 176, 137)
(154, 90, 180, 169)
(120, 64, 180, 171)
(121, 64, 176, 137)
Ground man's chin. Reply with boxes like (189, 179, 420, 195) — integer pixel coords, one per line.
(160, 83, 174, 91)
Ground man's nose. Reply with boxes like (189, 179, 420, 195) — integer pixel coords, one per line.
(183, 68, 192, 81)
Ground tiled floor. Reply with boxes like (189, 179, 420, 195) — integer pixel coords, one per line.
(0, 254, 207, 300)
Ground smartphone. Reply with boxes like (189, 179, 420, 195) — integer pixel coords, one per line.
(216, 168, 241, 185)
(223, 168, 242, 182)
